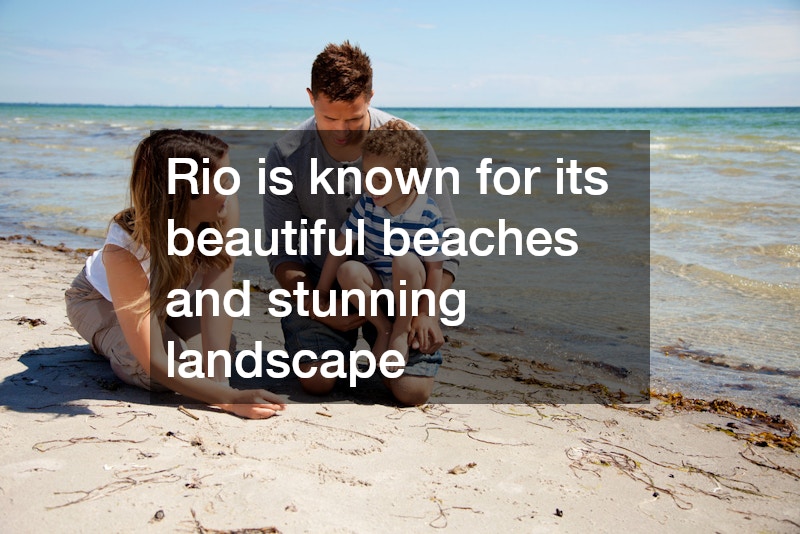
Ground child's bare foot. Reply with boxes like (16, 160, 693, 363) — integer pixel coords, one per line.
(388, 326, 411, 363)
(372, 328, 391, 359)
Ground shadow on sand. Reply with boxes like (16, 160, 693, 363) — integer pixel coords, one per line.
(0, 344, 396, 417)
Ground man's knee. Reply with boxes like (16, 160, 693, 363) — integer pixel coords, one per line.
(298, 365, 337, 396)
(387, 375, 434, 406)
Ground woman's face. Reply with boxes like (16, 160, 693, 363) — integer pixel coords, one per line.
(189, 152, 232, 226)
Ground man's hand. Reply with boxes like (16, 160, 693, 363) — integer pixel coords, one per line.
(408, 314, 444, 354)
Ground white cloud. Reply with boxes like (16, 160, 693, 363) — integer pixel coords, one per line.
(611, 14, 800, 63)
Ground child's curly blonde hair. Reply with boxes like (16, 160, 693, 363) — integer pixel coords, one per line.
(362, 119, 428, 176)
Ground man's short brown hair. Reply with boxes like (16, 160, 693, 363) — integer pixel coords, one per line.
(362, 119, 428, 176)
(310, 41, 373, 102)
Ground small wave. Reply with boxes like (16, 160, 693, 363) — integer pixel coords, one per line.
(651, 221, 691, 234)
(633, 142, 665, 150)
(660, 342, 800, 378)
(752, 243, 800, 262)
(31, 204, 73, 215)
(589, 198, 649, 216)
(764, 140, 800, 153)
(651, 254, 800, 302)
(651, 202, 798, 226)
(651, 206, 717, 220)
(106, 123, 146, 133)
(65, 225, 105, 239)
(715, 243, 800, 267)
(714, 167, 756, 177)
(708, 141, 800, 155)
(39, 143, 73, 150)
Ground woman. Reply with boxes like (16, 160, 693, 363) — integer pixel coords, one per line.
(66, 129, 285, 419)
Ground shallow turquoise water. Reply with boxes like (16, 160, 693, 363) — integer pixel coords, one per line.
(0, 104, 797, 419)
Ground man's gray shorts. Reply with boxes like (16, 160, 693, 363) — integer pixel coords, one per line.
(281, 307, 442, 378)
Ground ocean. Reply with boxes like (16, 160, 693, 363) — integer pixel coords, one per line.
(0, 104, 797, 419)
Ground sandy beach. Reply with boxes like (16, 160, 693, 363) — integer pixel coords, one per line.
(1, 238, 798, 533)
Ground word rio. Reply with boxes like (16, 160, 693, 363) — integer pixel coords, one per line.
(168, 157, 240, 196)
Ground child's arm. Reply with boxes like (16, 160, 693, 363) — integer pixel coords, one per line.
(422, 260, 443, 319)
(410, 201, 448, 353)
(408, 260, 444, 352)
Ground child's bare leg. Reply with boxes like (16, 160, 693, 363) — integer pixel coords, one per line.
(388, 254, 426, 362)
(336, 260, 392, 355)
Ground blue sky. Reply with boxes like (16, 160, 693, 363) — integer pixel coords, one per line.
(1, 0, 798, 107)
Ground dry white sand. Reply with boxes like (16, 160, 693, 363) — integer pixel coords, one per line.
(1, 240, 798, 533)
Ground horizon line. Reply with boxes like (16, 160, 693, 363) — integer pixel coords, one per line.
(1, 102, 799, 110)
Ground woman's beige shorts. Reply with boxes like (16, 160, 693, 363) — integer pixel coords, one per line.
(65, 267, 171, 391)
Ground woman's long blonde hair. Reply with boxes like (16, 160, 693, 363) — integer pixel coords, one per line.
(114, 129, 231, 318)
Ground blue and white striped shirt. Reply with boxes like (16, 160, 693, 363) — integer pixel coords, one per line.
(342, 193, 446, 280)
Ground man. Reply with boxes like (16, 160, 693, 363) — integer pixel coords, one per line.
(262, 41, 459, 405)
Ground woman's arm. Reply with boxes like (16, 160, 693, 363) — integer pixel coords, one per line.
(200, 193, 239, 381)
(104, 244, 285, 419)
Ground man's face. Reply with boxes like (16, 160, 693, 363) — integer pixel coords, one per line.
(308, 90, 372, 150)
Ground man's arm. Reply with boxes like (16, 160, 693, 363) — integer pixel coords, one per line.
(273, 261, 313, 293)
(263, 144, 304, 277)
(263, 139, 364, 332)
(316, 233, 350, 295)
(422, 139, 460, 281)
(409, 206, 453, 354)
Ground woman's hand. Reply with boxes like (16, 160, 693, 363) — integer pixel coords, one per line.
(216, 389, 287, 419)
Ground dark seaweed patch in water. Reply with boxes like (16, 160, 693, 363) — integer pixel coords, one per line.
(569, 358, 630, 379)
(0, 234, 97, 257)
(660, 340, 800, 378)
(777, 394, 800, 408)
(722, 382, 756, 391)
